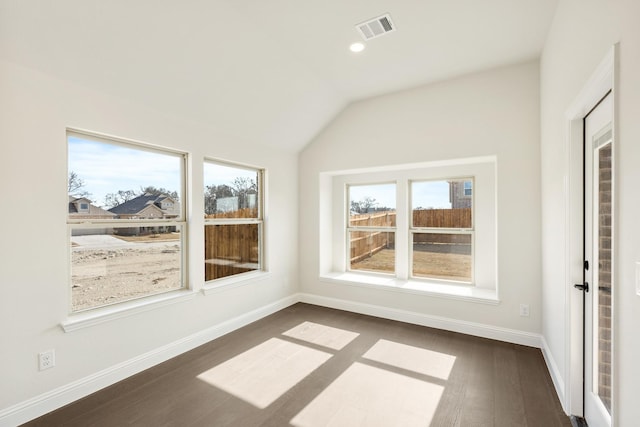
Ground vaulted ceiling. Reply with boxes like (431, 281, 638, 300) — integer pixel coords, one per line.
(0, 0, 558, 151)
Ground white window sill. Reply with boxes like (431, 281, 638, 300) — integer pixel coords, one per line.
(61, 289, 197, 332)
(320, 272, 499, 304)
(201, 271, 271, 296)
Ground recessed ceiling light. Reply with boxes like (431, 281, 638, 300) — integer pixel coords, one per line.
(349, 42, 365, 53)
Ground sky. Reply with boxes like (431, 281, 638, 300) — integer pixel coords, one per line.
(349, 180, 456, 211)
(69, 136, 259, 207)
(68, 136, 182, 207)
(203, 161, 257, 190)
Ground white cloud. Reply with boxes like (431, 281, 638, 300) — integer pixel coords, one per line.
(68, 136, 181, 207)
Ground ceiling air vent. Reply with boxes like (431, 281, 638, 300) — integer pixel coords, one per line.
(356, 13, 396, 41)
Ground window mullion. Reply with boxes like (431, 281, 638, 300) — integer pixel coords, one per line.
(346, 226, 396, 233)
(395, 178, 409, 280)
(411, 228, 473, 234)
(206, 219, 262, 225)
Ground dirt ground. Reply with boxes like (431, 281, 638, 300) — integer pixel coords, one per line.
(71, 242, 182, 312)
(71, 237, 469, 311)
(351, 245, 472, 281)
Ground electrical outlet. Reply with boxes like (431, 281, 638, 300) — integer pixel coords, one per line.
(39, 349, 55, 371)
(519, 304, 530, 317)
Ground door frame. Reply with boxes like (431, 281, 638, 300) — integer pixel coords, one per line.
(564, 45, 617, 421)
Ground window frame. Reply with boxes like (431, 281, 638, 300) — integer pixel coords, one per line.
(323, 158, 496, 299)
(346, 182, 397, 276)
(409, 177, 475, 283)
(463, 180, 473, 197)
(203, 158, 265, 284)
(66, 129, 188, 315)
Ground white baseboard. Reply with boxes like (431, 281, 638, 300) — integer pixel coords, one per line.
(541, 335, 568, 414)
(0, 295, 298, 427)
(298, 293, 543, 348)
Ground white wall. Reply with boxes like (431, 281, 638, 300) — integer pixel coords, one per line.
(0, 59, 299, 415)
(540, 0, 640, 423)
(299, 62, 541, 334)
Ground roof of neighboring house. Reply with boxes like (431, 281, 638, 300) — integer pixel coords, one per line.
(108, 193, 179, 216)
(68, 196, 117, 217)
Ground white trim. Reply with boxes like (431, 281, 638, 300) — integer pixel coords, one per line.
(320, 272, 499, 304)
(322, 155, 498, 177)
(61, 289, 198, 332)
(542, 335, 568, 414)
(562, 45, 615, 418)
(67, 128, 186, 158)
(298, 293, 539, 347)
(564, 48, 614, 120)
(1, 294, 298, 427)
(201, 271, 272, 295)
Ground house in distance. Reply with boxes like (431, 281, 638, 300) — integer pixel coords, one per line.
(68, 196, 117, 236)
(108, 193, 180, 235)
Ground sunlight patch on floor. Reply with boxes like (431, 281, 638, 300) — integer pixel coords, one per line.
(291, 362, 444, 427)
(197, 337, 332, 408)
(363, 339, 456, 380)
(282, 321, 360, 350)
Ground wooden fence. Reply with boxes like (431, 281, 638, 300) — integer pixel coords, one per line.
(413, 233, 471, 245)
(349, 208, 472, 263)
(350, 230, 395, 264)
(413, 208, 471, 228)
(204, 208, 259, 280)
(349, 211, 396, 227)
(205, 207, 258, 219)
(203, 207, 471, 271)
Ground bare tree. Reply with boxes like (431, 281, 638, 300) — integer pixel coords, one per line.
(351, 196, 378, 214)
(231, 177, 256, 194)
(231, 177, 257, 209)
(204, 184, 235, 215)
(68, 171, 91, 198)
(104, 190, 137, 208)
(139, 186, 179, 200)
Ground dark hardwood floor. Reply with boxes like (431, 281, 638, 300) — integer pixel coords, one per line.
(24, 303, 570, 426)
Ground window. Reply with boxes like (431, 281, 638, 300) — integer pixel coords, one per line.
(411, 179, 473, 282)
(67, 130, 186, 313)
(463, 181, 472, 197)
(204, 160, 264, 282)
(322, 158, 496, 296)
(347, 183, 396, 275)
(345, 179, 473, 284)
